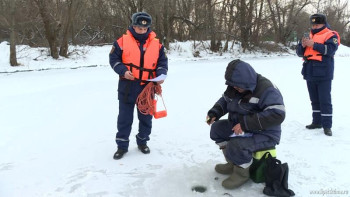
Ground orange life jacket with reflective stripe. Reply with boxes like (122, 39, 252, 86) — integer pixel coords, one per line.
(117, 30, 160, 83)
(304, 28, 340, 61)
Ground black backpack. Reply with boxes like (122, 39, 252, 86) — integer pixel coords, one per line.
(263, 152, 295, 197)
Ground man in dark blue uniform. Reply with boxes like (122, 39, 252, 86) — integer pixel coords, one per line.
(296, 14, 340, 136)
(109, 12, 168, 159)
(206, 59, 285, 189)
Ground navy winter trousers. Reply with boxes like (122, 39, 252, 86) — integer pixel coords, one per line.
(116, 80, 153, 151)
(210, 119, 276, 166)
(306, 80, 332, 128)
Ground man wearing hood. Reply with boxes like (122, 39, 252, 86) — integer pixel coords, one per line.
(296, 14, 340, 136)
(109, 12, 168, 159)
(206, 59, 285, 189)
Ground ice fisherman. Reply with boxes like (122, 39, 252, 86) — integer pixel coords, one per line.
(206, 59, 285, 189)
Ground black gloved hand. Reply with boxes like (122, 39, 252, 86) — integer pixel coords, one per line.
(207, 112, 216, 124)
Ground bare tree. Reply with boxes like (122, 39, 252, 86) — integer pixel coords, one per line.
(32, 0, 61, 59)
(222, 0, 238, 51)
(0, 0, 19, 66)
(251, 0, 265, 45)
(59, 0, 81, 57)
(237, 0, 255, 51)
(161, 0, 175, 49)
(9, 0, 18, 65)
(207, 0, 217, 51)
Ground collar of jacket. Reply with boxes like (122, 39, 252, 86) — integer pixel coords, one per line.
(128, 26, 151, 43)
(311, 25, 326, 35)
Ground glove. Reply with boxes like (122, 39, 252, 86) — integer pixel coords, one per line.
(206, 113, 216, 124)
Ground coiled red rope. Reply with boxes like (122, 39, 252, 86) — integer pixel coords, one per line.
(136, 82, 163, 115)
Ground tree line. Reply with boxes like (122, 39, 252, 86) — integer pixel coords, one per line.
(0, 0, 349, 66)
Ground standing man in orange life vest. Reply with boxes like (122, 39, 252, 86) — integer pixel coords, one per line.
(296, 14, 340, 136)
(109, 12, 168, 159)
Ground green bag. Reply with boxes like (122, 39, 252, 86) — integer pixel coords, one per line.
(249, 149, 276, 183)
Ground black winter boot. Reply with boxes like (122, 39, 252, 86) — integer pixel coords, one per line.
(305, 123, 322, 129)
(113, 149, 128, 160)
(324, 128, 332, 136)
(138, 145, 150, 154)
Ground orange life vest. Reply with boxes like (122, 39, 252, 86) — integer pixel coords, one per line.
(304, 28, 340, 61)
(117, 30, 161, 83)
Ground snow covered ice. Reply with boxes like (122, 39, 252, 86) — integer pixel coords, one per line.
(1, 42, 350, 197)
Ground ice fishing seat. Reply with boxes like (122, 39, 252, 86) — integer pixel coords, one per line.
(250, 147, 277, 183)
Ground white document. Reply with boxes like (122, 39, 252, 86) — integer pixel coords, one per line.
(147, 74, 167, 82)
(229, 132, 253, 138)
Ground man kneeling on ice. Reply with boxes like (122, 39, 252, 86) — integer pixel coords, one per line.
(206, 59, 285, 189)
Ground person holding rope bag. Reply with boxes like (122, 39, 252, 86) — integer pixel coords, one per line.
(109, 12, 168, 160)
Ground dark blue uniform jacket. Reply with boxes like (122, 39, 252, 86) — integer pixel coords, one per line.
(296, 25, 338, 81)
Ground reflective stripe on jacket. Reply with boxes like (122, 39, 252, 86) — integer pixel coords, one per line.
(304, 28, 340, 61)
(117, 30, 160, 83)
